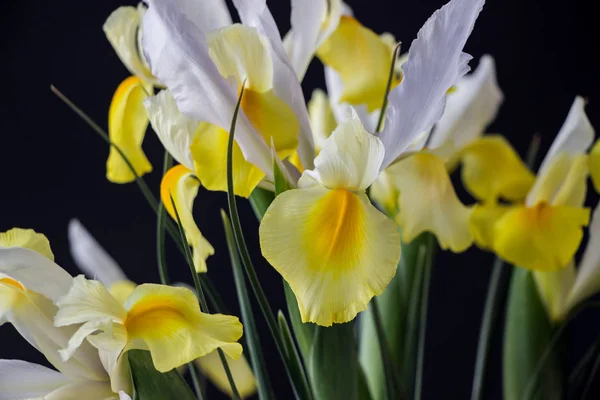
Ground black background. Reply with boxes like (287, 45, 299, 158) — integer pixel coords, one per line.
(1, 0, 600, 398)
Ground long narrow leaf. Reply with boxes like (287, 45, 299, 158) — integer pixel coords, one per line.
(278, 311, 314, 400)
(284, 282, 315, 362)
(156, 151, 173, 285)
(376, 43, 402, 133)
(249, 187, 275, 220)
(222, 211, 274, 400)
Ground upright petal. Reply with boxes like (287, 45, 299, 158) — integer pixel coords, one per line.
(378, 0, 485, 168)
(307, 89, 338, 152)
(565, 204, 600, 312)
(160, 165, 214, 272)
(107, 76, 153, 183)
(260, 186, 400, 326)
(144, 90, 197, 171)
(0, 228, 54, 260)
(104, 5, 158, 85)
(190, 123, 265, 198)
(195, 352, 256, 399)
(68, 219, 127, 287)
(460, 136, 535, 202)
(428, 55, 503, 152)
(124, 284, 243, 372)
(528, 153, 589, 207)
(388, 152, 473, 252)
(0, 360, 71, 400)
(299, 112, 384, 191)
(142, 2, 272, 174)
(588, 139, 600, 192)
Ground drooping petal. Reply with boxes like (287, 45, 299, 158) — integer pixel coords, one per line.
(428, 55, 503, 152)
(190, 123, 265, 198)
(317, 16, 397, 112)
(533, 265, 575, 322)
(0, 228, 54, 260)
(55, 275, 127, 328)
(103, 5, 158, 85)
(299, 112, 384, 191)
(460, 136, 535, 202)
(0, 360, 71, 400)
(107, 76, 153, 183)
(588, 139, 600, 192)
(307, 89, 340, 152)
(124, 284, 243, 372)
(0, 248, 72, 302)
(491, 203, 589, 271)
(535, 96, 594, 180)
(388, 153, 473, 252)
(285, 0, 342, 80)
(565, 204, 600, 313)
(144, 90, 197, 171)
(195, 352, 256, 399)
(378, 0, 485, 169)
(259, 186, 400, 326)
(142, 2, 272, 175)
(160, 165, 214, 272)
(68, 219, 127, 287)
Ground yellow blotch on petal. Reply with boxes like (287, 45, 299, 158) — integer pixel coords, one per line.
(160, 165, 214, 272)
(196, 352, 256, 399)
(107, 76, 153, 183)
(317, 16, 398, 112)
(0, 228, 54, 260)
(388, 153, 473, 252)
(589, 139, 600, 193)
(191, 123, 264, 198)
(485, 202, 589, 271)
(259, 185, 400, 326)
(460, 136, 535, 203)
(124, 284, 243, 372)
(208, 24, 299, 158)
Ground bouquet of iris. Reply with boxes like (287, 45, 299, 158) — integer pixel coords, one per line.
(2, 0, 599, 399)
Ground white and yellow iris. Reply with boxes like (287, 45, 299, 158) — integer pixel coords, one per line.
(467, 97, 594, 272)
(0, 229, 128, 399)
(68, 220, 256, 398)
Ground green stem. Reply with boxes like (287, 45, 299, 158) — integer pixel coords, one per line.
(156, 152, 173, 285)
(470, 258, 505, 400)
(371, 297, 403, 399)
(188, 363, 205, 400)
(375, 44, 401, 133)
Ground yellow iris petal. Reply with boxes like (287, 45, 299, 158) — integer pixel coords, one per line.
(124, 284, 243, 372)
(0, 228, 54, 260)
(490, 203, 589, 271)
(259, 185, 400, 326)
(551, 154, 589, 207)
(190, 123, 264, 198)
(388, 153, 473, 252)
(195, 352, 256, 399)
(460, 136, 535, 202)
(107, 76, 153, 183)
(317, 16, 398, 112)
(589, 139, 600, 192)
(308, 89, 337, 152)
(160, 165, 214, 272)
(533, 265, 575, 322)
(369, 170, 399, 216)
(109, 280, 137, 305)
(469, 205, 510, 249)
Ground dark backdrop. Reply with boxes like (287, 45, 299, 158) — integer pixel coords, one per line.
(1, 0, 599, 398)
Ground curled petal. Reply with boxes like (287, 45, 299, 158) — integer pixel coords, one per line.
(388, 153, 473, 252)
(160, 165, 214, 272)
(260, 186, 400, 326)
(107, 76, 153, 183)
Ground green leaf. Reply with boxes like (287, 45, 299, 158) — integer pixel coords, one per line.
(284, 281, 315, 362)
(375, 43, 401, 133)
(222, 211, 274, 400)
(129, 350, 196, 400)
(310, 322, 359, 400)
(273, 151, 293, 196)
(503, 268, 563, 400)
(249, 187, 275, 220)
(278, 311, 314, 400)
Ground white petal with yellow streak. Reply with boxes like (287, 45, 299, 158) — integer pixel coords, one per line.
(299, 113, 384, 191)
(196, 351, 256, 399)
(104, 5, 158, 85)
(428, 55, 503, 152)
(107, 76, 153, 183)
(124, 284, 243, 372)
(68, 219, 127, 287)
(144, 90, 197, 171)
(388, 153, 473, 252)
(259, 186, 400, 326)
(160, 165, 214, 272)
(528, 153, 589, 207)
(0, 228, 54, 260)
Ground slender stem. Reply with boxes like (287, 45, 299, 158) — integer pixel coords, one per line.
(375, 43, 402, 133)
(414, 235, 435, 400)
(188, 363, 205, 400)
(170, 195, 241, 400)
(156, 152, 173, 285)
(470, 258, 505, 400)
(372, 297, 403, 399)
